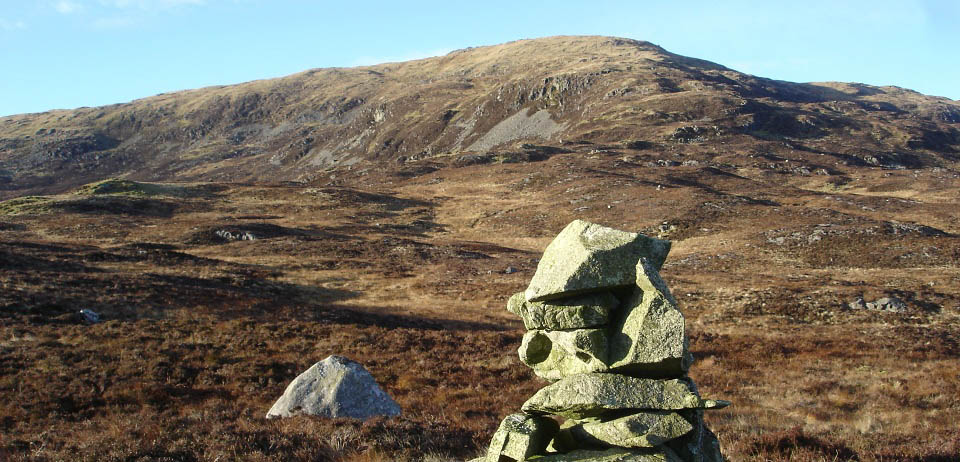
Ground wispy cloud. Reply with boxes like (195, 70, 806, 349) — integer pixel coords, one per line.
(45, 0, 210, 28)
(54, 0, 84, 14)
(98, 0, 207, 10)
(0, 18, 27, 31)
(48, 0, 207, 15)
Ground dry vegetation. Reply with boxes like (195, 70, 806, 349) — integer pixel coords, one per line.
(2, 145, 959, 461)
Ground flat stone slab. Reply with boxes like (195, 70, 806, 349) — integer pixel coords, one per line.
(608, 258, 691, 377)
(525, 220, 671, 302)
(559, 411, 693, 449)
(530, 446, 683, 462)
(508, 291, 618, 330)
(485, 413, 559, 462)
(266, 355, 400, 419)
(521, 373, 729, 419)
(519, 329, 609, 380)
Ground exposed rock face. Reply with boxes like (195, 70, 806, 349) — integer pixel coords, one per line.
(475, 220, 728, 461)
(608, 259, 691, 376)
(558, 411, 694, 449)
(508, 291, 618, 330)
(849, 296, 908, 313)
(521, 374, 726, 419)
(525, 220, 671, 302)
(266, 355, 400, 419)
(869, 297, 907, 312)
(485, 413, 560, 462)
(519, 329, 610, 380)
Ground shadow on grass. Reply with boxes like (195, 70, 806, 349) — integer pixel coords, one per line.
(1, 241, 506, 331)
(53, 196, 182, 217)
(0, 221, 27, 231)
(751, 427, 859, 461)
(665, 172, 781, 206)
(313, 303, 509, 332)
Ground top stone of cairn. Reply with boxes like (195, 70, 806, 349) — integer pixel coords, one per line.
(525, 220, 671, 302)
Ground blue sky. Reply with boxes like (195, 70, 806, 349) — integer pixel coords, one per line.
(1, 0, 958, 117)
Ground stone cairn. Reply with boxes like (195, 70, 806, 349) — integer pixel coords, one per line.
(476, 220, 729, 462)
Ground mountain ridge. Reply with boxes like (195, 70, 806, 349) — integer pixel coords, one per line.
(2, 35, 959, 199)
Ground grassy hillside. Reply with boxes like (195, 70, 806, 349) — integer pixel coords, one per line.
(1, 36, 959, 199)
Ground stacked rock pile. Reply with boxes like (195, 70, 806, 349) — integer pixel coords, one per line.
(477, 220, 729, 462)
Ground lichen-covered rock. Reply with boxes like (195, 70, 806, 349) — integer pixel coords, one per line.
(561, 411, 693, 448)
(507, 291, 618, 330)
(549, 418, 582, 453)
(525, 220, 671, 302)
(608, 258, 692, 377)
(266, 355, 400, 419)
(521, 373, 729, 419)
(519, 329, 609, 380)
(484, 413, 559, 462)
(531, 446, 683, 461)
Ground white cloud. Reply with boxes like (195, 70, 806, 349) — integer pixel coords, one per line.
(99, 0, 207, 9)
(48, 0, 208, 14)
(55, 0, 84, 14)
(44, 0, 210, 28)
(0, 18, 27, 31)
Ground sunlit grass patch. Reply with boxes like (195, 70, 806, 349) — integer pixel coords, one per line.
(0, 195, 53, 215)
(74, 178, 195, 197)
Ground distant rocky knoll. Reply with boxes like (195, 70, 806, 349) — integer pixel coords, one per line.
(1, 35, 959, 198)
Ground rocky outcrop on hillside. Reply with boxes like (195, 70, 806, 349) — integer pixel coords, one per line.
(1, 36, 959, 199)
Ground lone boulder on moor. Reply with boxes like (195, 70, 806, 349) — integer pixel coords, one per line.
(266, 355, 401, 420)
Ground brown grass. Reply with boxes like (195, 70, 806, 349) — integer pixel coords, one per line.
(1, 153, 959, 461)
